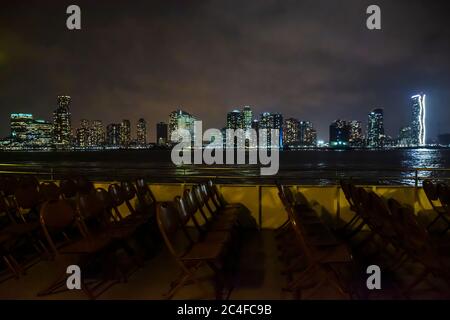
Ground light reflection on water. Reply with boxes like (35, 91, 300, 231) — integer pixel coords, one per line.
(1, 149, 450, 185)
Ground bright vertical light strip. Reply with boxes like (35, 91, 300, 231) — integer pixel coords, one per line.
(422, 94, 426, 145)
(418, 95, 423, 145)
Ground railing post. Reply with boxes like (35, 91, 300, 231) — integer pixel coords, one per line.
(415, 169, 419, 188)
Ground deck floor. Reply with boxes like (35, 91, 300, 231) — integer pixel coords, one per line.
(0, 229, 448, 300)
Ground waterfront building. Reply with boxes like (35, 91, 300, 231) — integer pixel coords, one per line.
(242, 106, 253, 130)
(75, 119, 90, 148)
(168, 109, 196, 142)
(120, 119, 131, 148)
(411, 93, 426, 146)
(91, 120, 105, 148)
(227, 110, 243, 130)
(329, 120, 350, 148)
(106, 123, 121, 147)
(156, 122, 168, 145)
(299, 121, 317, 147)
(283, 118, 300, 146)
(367, 108, 385, 148)
(259, 112, 283, 147)
(136, 118, 147, 146)
(349, 120, 364, 147)
(52, 95, 72, 149)
(398, 126, 413, 147)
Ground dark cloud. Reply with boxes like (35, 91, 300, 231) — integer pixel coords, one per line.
(1, 0, 450, 141)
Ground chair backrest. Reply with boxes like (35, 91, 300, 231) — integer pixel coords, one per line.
(0, 176, 16, 196)
(77, 192, 109, 234)
(437, 183, 450, 207)
(60, 179, 78, 198)
(340, 180, 355, 207)
(136, 178, 157, 203)
(14, 184, 41, 210)
(207, 180, 226, 207)
(423, 180, 439, 201)
(18, 175, 39, 190)
(387, 198, 429, 254)
(157, 202, 195, 272)
(185, 188, 209, 224)
(121, 181, 137, 202)
(205, 180, 221, 208)
(279, 185, 295, 206)
(39, 182, 61, 201)
(175, 195, 202, 234)
(75, 177, 95, 195)
(40, 199, 79, 254)
(108, 183, 125, 207)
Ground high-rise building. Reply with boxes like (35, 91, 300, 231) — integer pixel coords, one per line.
(259, 112, 283, 147)
(120, 119, 131, 147)
(10, 113, 34, 142)
(29, 119, 53, 148)
(168, 110, 196, 142)
(75, 119, 90, 148)
(242, 106, 253, 130)
(367, 108, 385, 148)
(136, 118, 147, 146)
(329, 120, 350, 148)
(227, 110, 243, 130)
(283, 118, 300, 146)
(349, 120, 364, 147)
(251, 119, 259, 131)
(90, 120, 105, 148)
(53, 95, 72, 149)
(411, 94, 426, 146)
(299, 121, 317, 147)
(398, 126, 412, 147)
(10, 113, 52, 149)
(106, 123, 121, 147)
(156, 122, 168, 145)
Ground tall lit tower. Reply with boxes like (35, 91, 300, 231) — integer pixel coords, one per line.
(120, 119, 131, 147)
(242, 106, 253, 130)
(53, 95, 72, 149)
(136, 118, 147, 146)
(367, 108, 384, 148)
(411, 93, 426, 146)
(168, 110, 196, 142)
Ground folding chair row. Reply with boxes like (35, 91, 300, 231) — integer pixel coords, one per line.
(422, 180, 450, 234)
(156, 181, 246, 300)
(276, 184, 353, 299)
(341, 181, 450, 298)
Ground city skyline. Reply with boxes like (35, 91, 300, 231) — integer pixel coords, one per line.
(1, 1, 450, 143)
(3, 91, 446, 150)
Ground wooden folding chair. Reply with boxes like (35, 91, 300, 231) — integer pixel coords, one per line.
(157, 202, 229, 299)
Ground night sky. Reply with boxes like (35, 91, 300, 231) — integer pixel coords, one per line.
(1, 0, 450, 142)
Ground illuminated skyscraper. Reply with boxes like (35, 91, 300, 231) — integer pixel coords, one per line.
(398, 126, 412, 147)
(168, 110, 196, 142)
(283, 118, 300, 146)
(29, 119, 52, 148)
(106, 123, 121, 147)
(136, 118, 147, 146)
(242, 106, 253, 130)
(349, 120, 364, 147)
(52, 96, 72, 149)
(227, 110, 243, 130)
(259, 112, 283, 147)
(411, 94, 426, 146)
(75, 119, 90, 148)
(299, 121, 317, 147)
(367, 108, 384, 148)
(120, 119, 131, 147)
(157, 122, 168, 145)
(10, 113, 34, 142)
(91, 120, 105, 147)
(330, 120, 350, 148)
